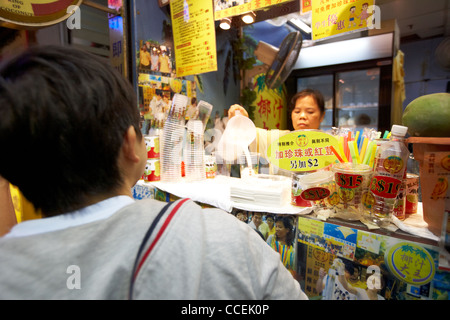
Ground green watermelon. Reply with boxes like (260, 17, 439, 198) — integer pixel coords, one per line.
(402, 93, 450, 137)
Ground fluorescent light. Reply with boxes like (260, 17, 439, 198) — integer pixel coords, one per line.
(289, 18, 311, 34)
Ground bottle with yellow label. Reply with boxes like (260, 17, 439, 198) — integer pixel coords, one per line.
(363, 125, 410, 227)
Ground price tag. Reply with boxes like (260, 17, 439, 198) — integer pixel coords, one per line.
(267, 130, 340, 172)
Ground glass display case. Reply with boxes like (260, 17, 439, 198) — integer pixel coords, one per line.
(290, 62, 391, 133)
(335, 68, 380, 131)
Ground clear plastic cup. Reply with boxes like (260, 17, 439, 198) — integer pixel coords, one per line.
(239, 152, 259, 178)
(332, 163, 373, 220)
(294, 170, 335, 211)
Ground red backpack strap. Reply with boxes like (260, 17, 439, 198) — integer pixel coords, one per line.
(128, 198, 190, 299)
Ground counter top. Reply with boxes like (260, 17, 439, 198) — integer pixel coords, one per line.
(136, 175, 310, 215)
(134, 176, 439, 244)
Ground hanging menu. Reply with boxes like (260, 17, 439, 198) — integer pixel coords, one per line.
(170, 0, 217, 77)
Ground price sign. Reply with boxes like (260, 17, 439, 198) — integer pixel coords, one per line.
(267, 130, 340, 172)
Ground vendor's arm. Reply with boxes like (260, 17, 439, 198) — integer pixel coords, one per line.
(336, 262, 358, 295)
(316, 268, 326, 293)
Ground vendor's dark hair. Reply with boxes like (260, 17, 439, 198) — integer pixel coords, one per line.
(289, 88, 325, 115)
(0, 45, 141, 217)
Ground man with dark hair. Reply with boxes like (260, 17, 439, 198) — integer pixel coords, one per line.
(0, 45, 307, 300)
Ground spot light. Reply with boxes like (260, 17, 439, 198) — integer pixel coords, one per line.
(219, 17, 232, 30)
(241, 11, 256, 24)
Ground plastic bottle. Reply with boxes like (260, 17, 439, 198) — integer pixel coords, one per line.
(363, 125, 410, 227)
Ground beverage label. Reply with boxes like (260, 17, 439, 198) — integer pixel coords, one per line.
(382, 156, 404, 174)
(336, 173, 363, 189)
(369, 175, 402, 199)
(301, 187, 331, 201)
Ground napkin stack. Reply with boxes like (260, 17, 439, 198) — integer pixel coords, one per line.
(230, 175, 291, 207)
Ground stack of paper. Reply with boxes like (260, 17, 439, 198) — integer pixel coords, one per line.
(230, 174, 291, 207)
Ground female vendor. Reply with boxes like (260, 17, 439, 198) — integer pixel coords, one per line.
(228, 88, 325, 174)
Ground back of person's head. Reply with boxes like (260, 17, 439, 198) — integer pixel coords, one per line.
(0, 45, 141, 217)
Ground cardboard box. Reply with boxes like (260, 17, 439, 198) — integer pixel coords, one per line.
(408, 137, 450, 236)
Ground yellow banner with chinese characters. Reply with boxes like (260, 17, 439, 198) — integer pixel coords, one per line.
(170, 0, 217, 77)
(267, 130, 340, 172)
(312, 0, 375, 41)
(214, 0, 295, 20)
(251, 74, 288, 130)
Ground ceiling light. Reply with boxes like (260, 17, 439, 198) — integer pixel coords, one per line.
(219, 17, 232, 30)
(289, 18, 312, 34)
(241, 11, 256, 24)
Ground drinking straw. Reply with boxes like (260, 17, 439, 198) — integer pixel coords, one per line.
(343, 135, 350, 162)
(355, 130, 360, 147)
(338, 137, 349, 162)
(362, 140, 375, 165)
(330, 145, 345, 163)
(382, 130, 389, 139)
(359, 137, 369, 161)
(352, 140, 361, 164)
(368, 143, 378, 167)
(348, 141, 358, 164)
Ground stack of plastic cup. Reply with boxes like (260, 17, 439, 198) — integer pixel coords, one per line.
(184, 119, 206, 181)
(160, 94, 189, 182)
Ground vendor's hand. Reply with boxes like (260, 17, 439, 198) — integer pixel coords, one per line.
(228, 104, 248, 119)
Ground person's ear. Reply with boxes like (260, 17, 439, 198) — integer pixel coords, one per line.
(122, 126, 141, 163)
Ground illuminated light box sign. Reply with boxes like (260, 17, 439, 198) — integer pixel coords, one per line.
(311, 0, 376, 41)
(267, 130, 340, 172)
(0, 0, 82, 28)
(214, 0, 295, 20)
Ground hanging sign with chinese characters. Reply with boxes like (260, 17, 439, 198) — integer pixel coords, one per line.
(311, 0, 376, 41)
(252, 74, 288, 130)
(385, 242, 436, 286)
(267, 130, 340, 172)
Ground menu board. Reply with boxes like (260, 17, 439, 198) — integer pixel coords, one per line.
(214, 0, 295, 20)
(170, 0, 217, 77)
(311, 0, 376, 41)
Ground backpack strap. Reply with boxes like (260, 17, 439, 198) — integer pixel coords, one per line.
(128, 198, 190, 299)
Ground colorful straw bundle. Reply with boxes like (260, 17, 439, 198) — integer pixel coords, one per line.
(332, 128, 390, 167)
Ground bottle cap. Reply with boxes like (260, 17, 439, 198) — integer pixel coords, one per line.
(391, 125, 408, 137)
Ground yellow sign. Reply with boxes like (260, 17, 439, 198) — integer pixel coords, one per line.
(0, 0, 81, 27)
(311, 0, 375, 41)
(385, 242, 436, 286)
(267, 131, 340, 172)
(214, 0, 295, 20)
(170, 0, 217, 77)
(251, 74, 288, 130)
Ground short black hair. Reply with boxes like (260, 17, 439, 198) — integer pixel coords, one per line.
(289, 88, 325, 115)
(0, 45, 141, 216)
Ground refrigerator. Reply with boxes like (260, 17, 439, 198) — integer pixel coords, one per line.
(285, 32, 397, 134)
